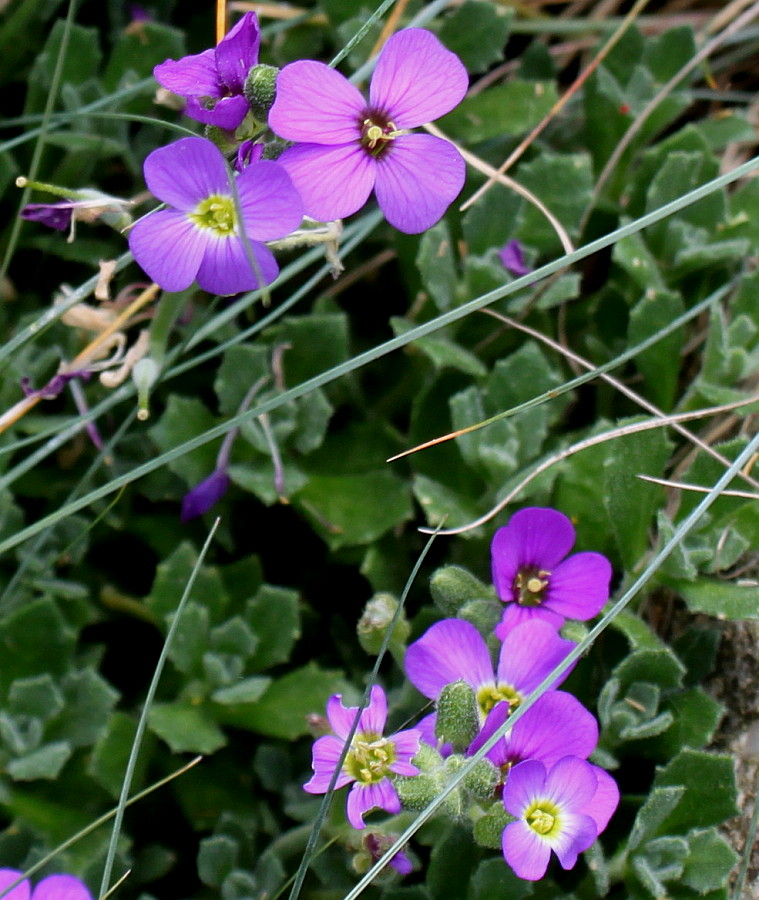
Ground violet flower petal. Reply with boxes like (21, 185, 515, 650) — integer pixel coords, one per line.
(128, 209, 207, 292)
(585, 765, 620, 832)
(20, 203, 73, 231)
(142, 137, 230, 210)
(374, 133, 465, 233)
(347, 779, 401, 829)
(269, 60, 365, 144)
(503, 758, 546, 817)
(496, 619, 576, 693)
(550, 812, 598, 869)
(184, 93, 252, 130)
(214, 12, 260, 93)
(507, 692, 599, 766)
(32, 875, 92, 900)
(369, 29, 468, 129)
(404, 618, 494, 700)
(195, 236, 278, 295)
(304, 734, 352, 792)
(181, 469, 230, 521)
(492, 508, 577, 598)
(499, 239, 532, 277)
(494, 603, 565, 640)
(154, 49, 220, 98)
(326, 694, 356, 740)
(546, 756, 598, 809)
(0, 872, 30, 900)
(546, 552, 612, 620)
(276, 142, 376, 222)
(358, 684, 387, 735)
(502, 821, 552, 881)
(236, 160, 303, 240)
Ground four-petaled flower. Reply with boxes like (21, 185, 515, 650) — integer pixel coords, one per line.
(492, 507, 612, 638)
(128, 137, 303, 295)
(268, 28, 468, 233)
(304, 685, 422, 829)
(501, 756, 619, 881)
(154, 12, 260, 130)
(0, 871, 92, 900)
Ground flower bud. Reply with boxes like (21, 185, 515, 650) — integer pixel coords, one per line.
(132, 357, 160, 421)
(357, 593, 410, 658)
(560, 619, 588, 642)
(393, 771, 441, 811)
(472, 803, 513, 849)
(244, 64, 279, 122)
(462, 758, 499, 800)
(412, 741, 444, 772)
(435, 680, 479, 752)
(430, 565, 494, 616)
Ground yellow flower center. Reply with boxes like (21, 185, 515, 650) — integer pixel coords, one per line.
(476, 683, 522, 718)
(525, 799, 561, 837)
(515, 567, 551, 607)
(344, 732, 396, 784)
(189, 194, 237, 237)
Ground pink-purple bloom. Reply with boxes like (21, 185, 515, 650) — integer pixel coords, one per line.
(154, 12, 260, 130)
(405, 618, 576, 733)
(304, 685, 422, 829)
(0, 871, 92, 900)
(128, 137, 302, 295)
(268, 28, 468, 233)
(492, 507, 612, 638)
(181, 469, 230, 522)
(501, 756, 619, 881)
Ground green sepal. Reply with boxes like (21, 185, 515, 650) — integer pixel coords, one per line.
(244, 63, 279, 121)
(435, 680, 479, 752)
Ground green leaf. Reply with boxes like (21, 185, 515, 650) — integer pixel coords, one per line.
(103, 22, 186, 93)
(412, 474, 484, 531)
(628, 289, 685, 409)
(51, 669, 118, 747)
(674, 579, 759, 620)
(416, 221, 457, 311)
(149, 702, 227, 754)
(24, 21, 101, 114)
(608, 610, 665, 650)
(0, 599, 76, 690)
(613, 230, 665, 290)
(629, 786, 686, 850)
(463, 185, 523, 256)
(603, 420, 671, 569)
(168, 601, 210, 676)
(149, 395, 219, 487)
(440, 80, 558, 143)
(392, 320, 486, 377)
(468, 857, 533, 900)
(216, 663, 344, 739)
(8, 675, 64, 720)
(87, 713, 145, 798)
(265, 313, 349, 383)
(681, 828, 738, 893)
(215, 344, 271, 416)
(197, 835, 238, 887)
(613, 648, 685, 692)
(426, 824, 475, 900)
(245, 585, 301, 671)
(647, 688, 723, 756)
(148, 542, 229, 624)
(7, 741, 72, 781)
(296, 470, 413, 549)
(211, 677, 271, 706)
(653, 750, 738, 833)
(439, 2, 510, 73)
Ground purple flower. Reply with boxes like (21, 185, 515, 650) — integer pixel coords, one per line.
(181, 469, 230, 522)
(467, 691, 599, 772)
(268, 28, 468, 233)
(154, 12, 260, 130)
(499, 239, 531, 277)
(363, 833, 413, 875)
(21, 202, 74, 231)
(501, 756, 619, 881)
(0, 871, 92, 900)
(492, 508, 612, 638)
(128, 137, 303, 295)
(304, 685, 422, 829)
(404, 618, 576, 735)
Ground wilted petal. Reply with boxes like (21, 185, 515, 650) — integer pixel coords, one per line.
(143, 137, 230, 210)
(185, 93, 251, 130)
(21, 202, 73, 231)
(128, 209, 206, 292)
(496, 619, 576, 693)
(269, 60, 365, 144)
(0, 871, 30, 900)
(277, 142, 375, 223)
(195, 235, 278, 295)
(181, 469, 230, 521)
(154, 49, 220, 98)
(236, 160, 303, 240)
(370, 29, 468, 128)
(502, 822, 551, 881)
(546, 552, 612, 620)
(499, 239, 531, 277)
(492, 508, 577, 600)
(215, 12, 260, 92)
(404, 618, 494, 700)
(374, 133, 464, 233)
(32, 875, 92, 900)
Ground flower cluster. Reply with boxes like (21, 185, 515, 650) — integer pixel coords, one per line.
(304, 507, 617, 882)
(136, 15, 467, 294)
(0, 871, 92, 900)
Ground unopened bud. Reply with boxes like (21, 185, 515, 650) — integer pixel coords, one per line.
(244, 64, 279, 122)
(393, 772, 441, 811)
(462, 758, 499, 800)
(472, 803, 514, 849)
(132, 357, 160, 421)
(430, 565, 494, 616)
(435, 680, 479, 752)
(357, 593, 410, 658)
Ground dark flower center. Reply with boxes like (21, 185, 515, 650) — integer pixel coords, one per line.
(514, 567, 551, 607)
(359, 110, 399, 158)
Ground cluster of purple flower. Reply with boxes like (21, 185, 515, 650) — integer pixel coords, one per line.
(126, 14, 468, 295)
(0, 871, 91, 900)
(304, 507, 617, 882)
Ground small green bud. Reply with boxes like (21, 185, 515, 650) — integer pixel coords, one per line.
(244, 63, 279, 122)
(393, 772, 441, 811)
(132, 357, 160, 421)
(457, 599, 501, 635)
(472, 802, 513, 850)
(412, 741, 444, 772)
(435, 680, 479, 752)
(204, 125, 238, 154)
(560, 619, 588, 643)
(429, 565, 495, 616)
(462, 758, 499, 800)
(261, 139, 288, 160)
(357, 593, 410, 658)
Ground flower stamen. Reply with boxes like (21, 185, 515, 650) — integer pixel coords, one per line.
(514, 568, 551, 607)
